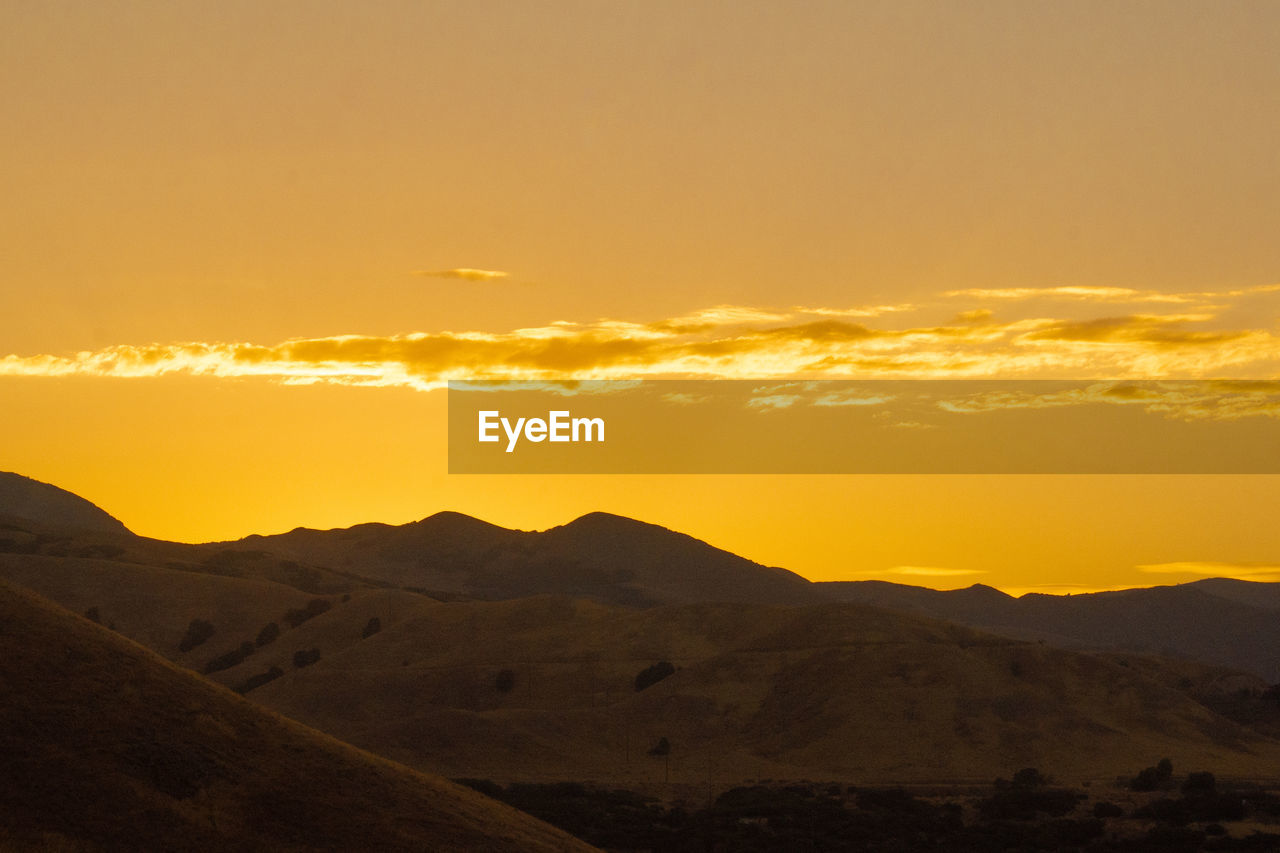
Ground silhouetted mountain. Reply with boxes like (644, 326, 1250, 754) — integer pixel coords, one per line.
(4, 469, 1280, 685)
(242, 510, 821, 607)
(0, 580, 593, 852)
(0, 471, 130, 535)
(820, 580, 1280, 681)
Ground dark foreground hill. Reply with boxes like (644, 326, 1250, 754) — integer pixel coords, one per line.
(0, 581, 594, 853)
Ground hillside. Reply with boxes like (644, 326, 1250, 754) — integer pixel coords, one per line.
(0, 580, 594, 852)
(820, 581, 1280, 681)
(0, 471, 130, 535)
(235, 595, 1280, 785)
(4, 470, 1280, 683)
(240, 511, 821, 607)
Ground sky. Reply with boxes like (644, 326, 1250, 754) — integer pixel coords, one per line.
(2, 1, 1279, 593)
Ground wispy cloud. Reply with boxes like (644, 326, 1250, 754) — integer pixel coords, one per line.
(937, 381, 1280, 421)
(886, 566, 986, 577)
(944, 282, 1280, 305)
(1137, 561, 1280, 581)
(3, 286, 1278, 390)
(411, 268, 509, 282)
(945, 286, 1201, 304)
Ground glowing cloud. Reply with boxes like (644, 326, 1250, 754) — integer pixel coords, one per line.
(412, 268, 509, 282)
(3, 286, 1279, 390)
(1137, 562, 1280, 582)
(886, 566, 987, 577)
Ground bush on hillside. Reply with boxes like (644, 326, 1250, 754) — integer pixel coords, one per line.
(178, 618, 216, 652)
(255, 621, 280, 647)
(204, 641, 256, 674)
(634, 661, 676, 692)
(284, 598, 332, 628)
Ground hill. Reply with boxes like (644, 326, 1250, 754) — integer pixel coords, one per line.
(0, 471, 130, 535)
(240, 510, 821, 607)
(235, 595, 1280, 785)
(820, 581, 1280, 681)
(0, 580, 594, 852)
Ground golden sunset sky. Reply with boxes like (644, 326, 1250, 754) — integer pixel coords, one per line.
(3, 1, 1279, 593)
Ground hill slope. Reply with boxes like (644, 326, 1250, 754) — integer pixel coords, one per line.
(820, 580, 1280, 681)
(240, 595, 1280, 785)
(242, 511, 821, 607)
(0, 581, 594, 852)
(0, 471, 130, 535)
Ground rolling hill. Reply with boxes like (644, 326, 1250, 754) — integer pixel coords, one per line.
(0, 580, 594, 852)
(0, 471, 130, 535)
(238, 510, 822, 607)
(233, 595, 1280, 785)
(819, 580, 1280, 682)
(4, 471, 1280, 794)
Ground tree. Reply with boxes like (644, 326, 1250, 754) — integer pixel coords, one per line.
(1011, 768, 1046, 789)
(361, 616, 382, 639)
(179, 619, 216, 652)
(1131, 758, 1174, 792)
(495, 668, 516, 693)
(634, 661, 676, 692)
(255, 622, 280, 647)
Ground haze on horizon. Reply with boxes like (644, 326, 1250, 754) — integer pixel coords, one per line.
(2, 1, 1278, 594)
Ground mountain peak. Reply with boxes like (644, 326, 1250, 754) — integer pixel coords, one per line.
(562, 511, 662, 531)
(0, 472, 131, 535)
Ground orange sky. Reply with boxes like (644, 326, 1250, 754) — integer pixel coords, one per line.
(2, 2, 1278, 592)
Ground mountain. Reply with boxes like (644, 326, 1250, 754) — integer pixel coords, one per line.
(236, 594, 1280, 784)
(240, 510, 822, 607)
(820, 580, 1280, 682)
(0, 580, 594, 852)
(0, 471, 131, 535)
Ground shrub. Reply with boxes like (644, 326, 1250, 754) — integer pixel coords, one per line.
(236, 666, 284, 694)
(648, 737, 671, 757)
(178, 619, 216, 652)
(1093, 801, 1124, 818)
(293, 648, 321, 668)
(284, 598, 332, 628)
(495, 668, 516, 693)
(978, 785, 1083, 820)
(1182, 771, 1216, 795)
(1011, 768, 1047, 788)
(204, 641, 256, 674)
(84, 606, 101, 624)
(361, 616, 382, 639)
(1131, 758, 1174, 791)
(255, 622, 280, 647)
(634, 661, 676, 692)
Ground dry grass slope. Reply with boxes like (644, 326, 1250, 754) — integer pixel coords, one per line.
(246, 596, 1280, 786)
(0, 581, 595, 853)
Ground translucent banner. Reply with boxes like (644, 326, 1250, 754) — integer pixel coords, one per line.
(447, 380, 1280, 473)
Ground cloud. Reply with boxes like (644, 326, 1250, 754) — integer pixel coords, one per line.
(3, 286, 1279, 390)
(1019, 314, 1246, 347)
(411, 268, 509, 282)
(936, 381, 1280, 422)
(886, 566, 986, 577)
(945, 286, 1200, 303)
(1137, 561, 1280, 581)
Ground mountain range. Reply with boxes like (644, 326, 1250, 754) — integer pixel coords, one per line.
(3, 468, 1280, 847)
